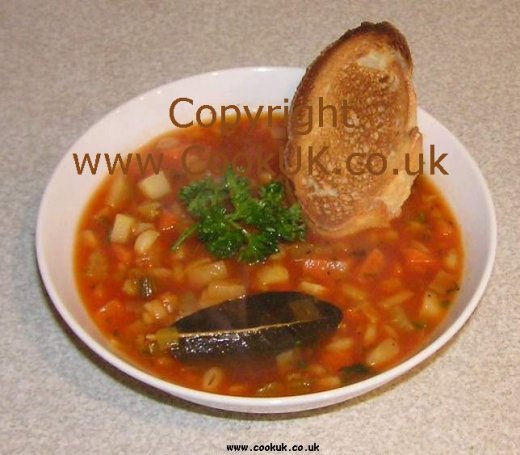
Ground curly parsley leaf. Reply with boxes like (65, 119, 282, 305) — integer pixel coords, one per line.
(172, 167, 306, 263)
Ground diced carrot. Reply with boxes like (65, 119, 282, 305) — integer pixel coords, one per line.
(157, 210, 178, 232)
(319, 348, 355, 372)
(358, 248, 385, 277)
(95, 299, 134, 329)
(111, 243, 133, 265)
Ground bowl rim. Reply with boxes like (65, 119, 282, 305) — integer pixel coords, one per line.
(36, 66, 497, 412)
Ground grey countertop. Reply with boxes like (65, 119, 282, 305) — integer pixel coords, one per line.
(1, 1, 519, 454)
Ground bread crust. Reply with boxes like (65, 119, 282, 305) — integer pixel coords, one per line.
(284, 22, 422, 237)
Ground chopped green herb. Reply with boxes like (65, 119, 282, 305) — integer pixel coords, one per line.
(413, 321, 427, 330)
(171, 167, 306, 263)
(339, 363, 372, 384)
(418, 212, 427, 223)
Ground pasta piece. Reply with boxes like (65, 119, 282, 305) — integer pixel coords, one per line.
(378, 290, 414, 308)
(363, 324, 378, 346)
(134, 230, 160, 255)
(420, 290, 443, 319)
(202, 367, 224, 392)
(341, 283, 367, 301)
(142, 299, 169, 323)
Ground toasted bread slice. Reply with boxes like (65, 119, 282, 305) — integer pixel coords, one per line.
(284, 21, 422, 237)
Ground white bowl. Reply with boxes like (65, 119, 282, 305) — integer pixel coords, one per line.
(36, 67, 497, 413)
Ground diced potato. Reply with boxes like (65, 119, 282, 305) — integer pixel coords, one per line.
(325, 337, 354, 352)
(134, 230, 160, 255)
(276, 348, 301, 374)
(106, 175, 131, 208)
(378, 289, 414, 308)
(138, 171, 172, 199)
(363, 324, 378, 346)
(341, 283, 367, 301)
(110, 214, 135, 243)
(429, 270, 458, 294)
(297, 281, 328, 297)
(444, 249, 459, 270)
(317, 375, 342, 390)
(255, 264, 289, 288)
(420, 290, 443, 319)
(199, 280, 246, 307)
(366, 338, 400, 367)
(187, 260, 228, 288)
(389, 306, 415, 332)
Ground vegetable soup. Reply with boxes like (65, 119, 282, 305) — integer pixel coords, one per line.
(75, 114, 463, 397)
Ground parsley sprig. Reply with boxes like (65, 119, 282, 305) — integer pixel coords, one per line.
(172, 167, 306, 263)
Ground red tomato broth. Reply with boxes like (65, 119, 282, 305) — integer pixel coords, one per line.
(75, 113, 463, 397)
